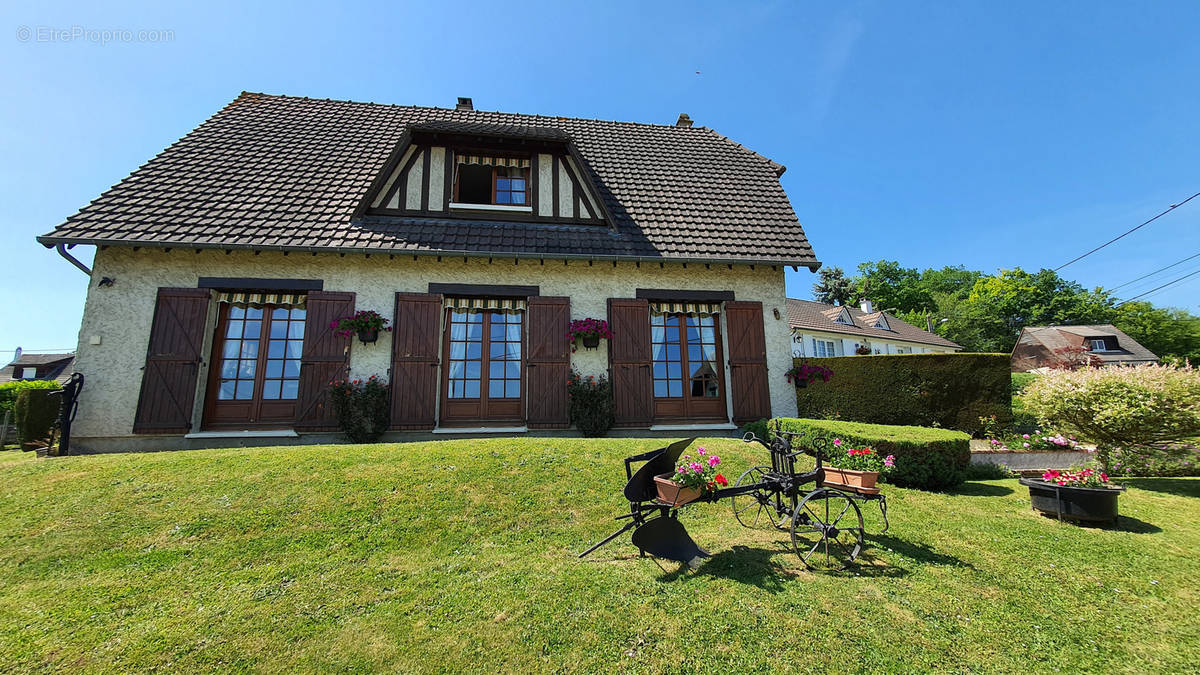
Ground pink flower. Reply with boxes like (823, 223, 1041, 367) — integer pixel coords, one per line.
(883, 455, 895, 468)
(697, 447, 706, 456)
(1022, 434, 1030, 439)
(833, 439, 843, 447)
(707, 455, 720, 468)
(1023, 442, 1030, 448)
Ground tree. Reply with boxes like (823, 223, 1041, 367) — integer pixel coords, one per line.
(812, 266, 857, 306)
(964, 268, 1117, 352)
(853, 260, 931, 314)
(1112, 301, 1200, 362)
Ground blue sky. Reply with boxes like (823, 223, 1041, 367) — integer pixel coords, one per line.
(2, 1, 1198, 360)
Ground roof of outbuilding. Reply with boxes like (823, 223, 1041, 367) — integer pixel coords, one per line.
(1020, 325, 1158, 363)
(785, 299, 963, 349)
(38, 92, 819, 266)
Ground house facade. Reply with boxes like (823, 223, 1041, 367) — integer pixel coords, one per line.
(1011, 324, 1158, 372)
(786, 299, 961, 358)
(39, 93, 819, 452)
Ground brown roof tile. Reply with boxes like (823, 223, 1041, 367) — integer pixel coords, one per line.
(786, 299, 962, 349)
(39, 93, 819, 266)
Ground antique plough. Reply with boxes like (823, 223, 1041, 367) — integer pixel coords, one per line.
(579, 428, 889, 570)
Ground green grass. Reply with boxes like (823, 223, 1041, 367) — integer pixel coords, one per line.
(1, 440, 1197, 673)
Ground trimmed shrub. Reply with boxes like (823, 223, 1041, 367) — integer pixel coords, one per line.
(792, 353, 1011, 435)
(0, 380, 60, 414)
(770, 417, 971, 490)
(739, 418, 770, 442)
(328, 376, 390, 443)
(568, 371, 614, 437)
(14, 388, 61, 449)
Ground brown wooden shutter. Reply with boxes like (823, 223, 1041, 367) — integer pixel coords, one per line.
(525, 296, 570, 429)
(608, 298, 652, 427)
(295, 291, 355, 431)
(390, 293, 442, 430)
(725, 301, 771, 424)
(133, 288, 212, 434)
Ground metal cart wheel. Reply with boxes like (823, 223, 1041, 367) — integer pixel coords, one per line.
(731, 466, 792, 531)
(790, 488, 864, 571)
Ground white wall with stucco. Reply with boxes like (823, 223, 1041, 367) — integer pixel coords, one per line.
(69, 247, 800, 445)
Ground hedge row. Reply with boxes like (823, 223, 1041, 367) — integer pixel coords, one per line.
(770, 417, 971, 490)
(792, 353, 1011, 435)
(0, 380, 60, 414)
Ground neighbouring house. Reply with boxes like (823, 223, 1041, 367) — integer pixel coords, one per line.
(37, 93, 820, 452)
(786, 299, 961, 357)
(1011, 324, 1159, 372)
(0, 350, 75, 384)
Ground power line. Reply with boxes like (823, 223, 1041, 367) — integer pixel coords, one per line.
(1109, 251, 1200, 292)
(1055, 191, 1200, 272)
(1117, 267, 1200, 306)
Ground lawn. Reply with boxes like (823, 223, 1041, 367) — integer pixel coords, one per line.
(1, 439, 1197, 673)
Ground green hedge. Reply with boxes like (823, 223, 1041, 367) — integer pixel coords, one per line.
(792, 353, 1011, 435)
(14, 388, 60, 448)
(771, 417, 971, 490)
(0, 380, 60, 414)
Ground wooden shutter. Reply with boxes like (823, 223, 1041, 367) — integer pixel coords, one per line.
(725, 301, 771, 424)
(608, 298, 652, 427)
(390, 293, 442, 429)
(295, 291, 355, 431)
(133, 288, 212, 434)
(526, 296, 570, 429)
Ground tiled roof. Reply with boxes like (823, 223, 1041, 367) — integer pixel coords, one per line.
(785, 299, 962, 349)
(1021, 325, 1158, 364)
(38, 92, 819, 266)
(0, 353, 75, 384)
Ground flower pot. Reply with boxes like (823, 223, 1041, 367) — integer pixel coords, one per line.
(794, 379, 807, 389)
(653, 473, 701, 507)
(1019, 477, 1125, 523)
(357, 328, 379, 344)
(821, 467, 878, 489)
(581, 334, 601, 349)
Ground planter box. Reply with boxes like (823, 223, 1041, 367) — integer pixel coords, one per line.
(653, 473, 701, 507)
(1019, 477, 1125, 523)
(821, 467, 878, 489)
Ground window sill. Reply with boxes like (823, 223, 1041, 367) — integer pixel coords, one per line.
(185, 429, 299, 439)
(448, 202, 534, 214)
(432, 426, 529, 434)
(648, 422, 738, 431)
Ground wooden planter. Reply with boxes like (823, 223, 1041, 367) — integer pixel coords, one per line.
(357, 328, 379, 345)
(1019, 478, 1125, 523)
(821, 467, 879, 489)
(654, 473, 701, 507)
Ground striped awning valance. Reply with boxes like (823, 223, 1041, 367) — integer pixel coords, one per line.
(650, 301, 722, 317)
(455, 154, 531, 168)
(443, 297, 527, 312)
(213, 291, 306, 308)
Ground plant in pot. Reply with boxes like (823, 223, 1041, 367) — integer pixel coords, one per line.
(331, 310, 392, 345)
(784, 361, 833, 389)
(565, 318, 612, 352)
(567, 370, 614, 437)
(821, 439, 895, 489)
(1019, 464, 1125, 523)
(654, 446, 728, 507)
(328, 375, 390, 443)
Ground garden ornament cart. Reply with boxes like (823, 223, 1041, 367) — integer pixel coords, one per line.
(579, 425, 890, 570)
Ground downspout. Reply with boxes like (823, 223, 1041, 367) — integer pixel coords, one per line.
(55, 244, 92, 276)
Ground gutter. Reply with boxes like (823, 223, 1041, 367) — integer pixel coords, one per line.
(37, 235, 823, 271)
(54, 243, 92, 276)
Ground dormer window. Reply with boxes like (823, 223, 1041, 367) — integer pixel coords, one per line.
(872, 315, 890, 330)
(833, 308, 854, 325)
(452, 154, 531, 209)
(1088, 337, 1116, 352)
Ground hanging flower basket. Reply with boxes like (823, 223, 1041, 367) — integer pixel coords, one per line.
(785, 362, 833, 388)
(565, 318, 613, 352)
(331, 310, 391, 345)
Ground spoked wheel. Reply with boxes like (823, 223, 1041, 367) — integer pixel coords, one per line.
(790, 488, 865, 571)
(731, 466, 792, 530)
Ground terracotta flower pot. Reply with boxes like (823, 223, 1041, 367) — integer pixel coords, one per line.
(821, 467, 879, 489)
(581, 334, 601, 349)
(357, 328, 379, 344)
(654, 473, 701, 507)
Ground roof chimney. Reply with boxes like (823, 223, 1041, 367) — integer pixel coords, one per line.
(11, 347, 21, 364)
(859, 299, 873, 314)
(456, 97, 474, 111)
(675, 113, 693, 128)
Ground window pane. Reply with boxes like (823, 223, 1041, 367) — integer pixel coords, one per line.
(489, 361, 505, 379)
(246, 307, 263, 319)
(291, 308, 306, 320)
(668, 381, 683, 397)
(506, 324, 522, 342)
(286, 342, 303, 359)
(283, 360, 301, 378)
(218, 381, 236, 400)
(489, 380, 505, 398)
(654, 380, 669, 397)
(223, 341, 241, 358)
(243, 321, 262, 339)
(280, 380, 299, 400)
(240, 341, 258, 358)
(447, 360, 464, 380)
(265, 360, 283, 378)
(268, 340, 285, 358)
(262, 380, 281, 400)
(288, 322, 304, 339)
(653, 362, 666, 379)
(464, 381, 480, 398)
(505, 361, 521, 379)
(466, 343, 481, 359)
(490, 342, 506, 359)
(506, 381, 520, 398)
(450, 343, 467, 360)
(666, 343, 680, 361)
(496, 178, 511, 191)
(510, 178, 525, 191)
(235, 381, 254, 400)
(506, 343, 521, 360)
(450, 324, 467, 340)
(220, 360, 238, 378)
(491, 323, 507, 340)
(226, 320, 243, 339)
(238, 360, 256, 378)
(495, 192, 511, 204)
(270, 321, 288, 339)
(687, 344, 703, 363)
(510, 192, 525, 205)
(667, 362, 681, 379)
(230, 306, 245, 319)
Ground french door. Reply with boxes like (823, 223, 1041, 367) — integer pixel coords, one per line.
(203, 304, 306, 428)
(650, 312, 727, 421)
(440, 309, 524, 425)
